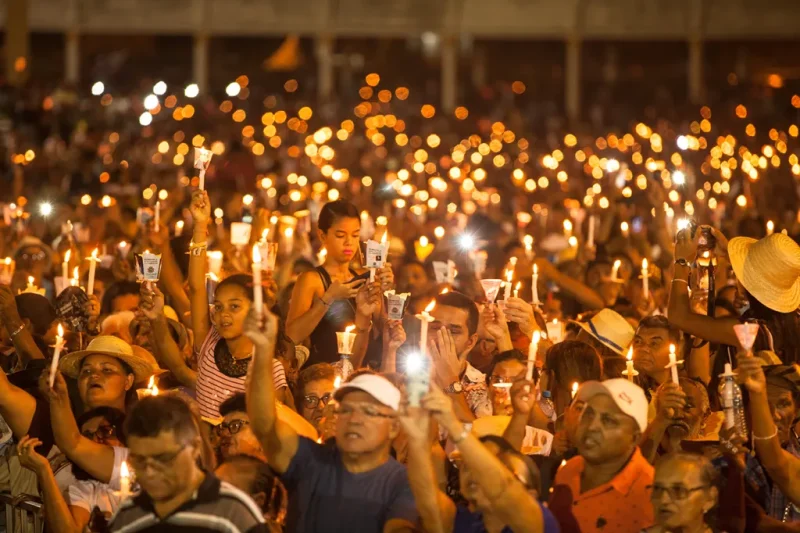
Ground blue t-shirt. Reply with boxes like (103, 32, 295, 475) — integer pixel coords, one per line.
(280, 437, 419, 533)
(454, 503, 561, 533)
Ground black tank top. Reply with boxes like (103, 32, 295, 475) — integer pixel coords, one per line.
(306, 266, 358, 367)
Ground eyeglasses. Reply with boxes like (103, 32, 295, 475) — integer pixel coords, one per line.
(128, 445, 187, 472)
(303, 393, 333, 409)
(214, 420, 250, 437)
(81, 425, 116, 441)
(648, 484, 708, 501)
(334, 403, 395, 420)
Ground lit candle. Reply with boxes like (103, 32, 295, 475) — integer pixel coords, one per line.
(86, 248, 99, 295)
(118, 241, 130, 259)
(666, 343, 682, 385)
(71, 267, 79, 287)
(586, 215, 596, 248)
(641, 258, 649, 299)
(207, 251, 223, 277)
(195, 147, 212, 190)
(26, 276, 35, 291)
(154, 201, 160, 228)
(416, 301, 436, 355)
(0, 257, 13, 285)
(523, 235, 534, 260)
(622, 346, 638, 382)
(610, 259, 622, 281)
(337, 325, 357, 355)
(532, 264, 540, 306)
(571, 382, 579, 400)
(175, 220, 184, 237)
(513, 282, 521, 299)
(620, 221, 629, 238)
(525, 331, 540, 381)
(766, 220, 774, 235)
(49, 324, 65, 388)
(119, 460, 131, 499)
(563, 219, 573, 239)
(333, 376, 342, 389)
(252, 245, 263, 317)
(503, 269, 513, 301)
(282, 227, 294, 254)
(62, 250, 71, 282)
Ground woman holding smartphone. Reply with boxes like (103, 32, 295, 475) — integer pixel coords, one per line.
(286, 200, 391, 368)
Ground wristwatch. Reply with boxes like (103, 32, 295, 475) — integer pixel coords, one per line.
(446, 381, 464, 394)
(674, 258, 691, 267)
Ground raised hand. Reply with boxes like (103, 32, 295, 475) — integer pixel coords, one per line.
(509, 379, 536, 416)
(736, 352, 766, 394)
(398, 405, 432, 445)
(654, 381, 686, 421)
(504, 297, 536, 338)
(421, 387, 461, 435)
(376, 264, 395, 292)
(16, 436, 49, 476)
(139, 282, 165, 321)
(355, 281, 382, 317)
(243, 306, 278, 351)
(429, 327, 462, 388)
(190, 190, 212, 227)
(385, 320, 407, 351)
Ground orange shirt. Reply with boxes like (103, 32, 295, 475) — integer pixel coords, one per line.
(548, 447, 655, 533)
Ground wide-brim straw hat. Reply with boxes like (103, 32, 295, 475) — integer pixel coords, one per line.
(59, 335, 162, 384)
(576, 308, 635, 356)
(728, 233, 800, 313)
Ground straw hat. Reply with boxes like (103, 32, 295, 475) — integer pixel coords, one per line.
(59, 335, 162, 384)
(728, 233, 800, 313)
(576, 308, 635, 356)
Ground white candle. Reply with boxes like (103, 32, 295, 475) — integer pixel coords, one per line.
(513, 282, 521, 299)
(71, 267, 79, 287)
(525, 331, 540, 381)
(334, 375, 342, 389)
(252, 245, 263, 317)
(571, 382, 579, 400)
(175, 220, 184, 237)
(668, 343, 680, 384)
(523, 234, 534, 260)
(337, 325, 357, 355)
(610, 259, 622, 281)
(504, 269, 513, 301)
(86, 248, 99, 295)
(62, 249, 71, 282)
(154, 201, 160, 228)
(49, 324, 65, 388)
(119, 460, 131, 499)
(532, 264, 540, 306)
(118, 241, 130, 259)
(641, 258, 649, 299)
(767, 220, 774, 235)
(563, 219, 573, 239)
(416, 301, 436, 355)
(623, 346, 638, 382)
(587, 216, 595, 248)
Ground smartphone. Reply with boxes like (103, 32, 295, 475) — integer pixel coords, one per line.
(349, 271, 371, 283)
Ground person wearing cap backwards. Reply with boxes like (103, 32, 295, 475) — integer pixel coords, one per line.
(549, 379, 655, 533)
(245, 308, 418, 533)
(669, 229, 800, 366)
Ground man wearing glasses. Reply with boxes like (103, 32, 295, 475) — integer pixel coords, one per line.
(217, 393, 265, 461)
(294, 362, 337, 432)
(246, 310, 418, 533)
(110, 395, 269, 532)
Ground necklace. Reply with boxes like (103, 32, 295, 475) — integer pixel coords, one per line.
(213, 340, 251, 378)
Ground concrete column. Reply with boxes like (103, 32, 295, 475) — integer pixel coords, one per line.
(688, 37, 704, 104)
(441, 35, 457, 113)
(193, 33, 209, 94)
(65, 31, 80, 84)
(565, 36, 581, 122)
(315, 35, 335, 101)
(5, 0, 29, 86)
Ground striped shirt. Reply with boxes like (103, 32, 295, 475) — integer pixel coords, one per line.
(196, 327, 288, 419)
(109, 473, 269, 533)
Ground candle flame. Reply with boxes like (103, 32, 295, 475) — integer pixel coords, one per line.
(152, 384, 159, 396)
(208, 272, 219, 282)
(261, 228, 269, 241)
(440, 287, 449, 294)
(627, 346, 633, 361)
(27, 276, 34, 285)
(419, 235, 429, 247)
(563, 220, 572, 232)
(345, 325, 356, 334)
(284, 227, 294, 237)
(4, 257, 10, 265)
(118, 241, 127, 249)
(572, 382, 579, 394)
(621, 221, 629, 232)
(509, 256, 518, 267)
(424, 300, 436, 313)
(533, 263, 538, 275)
(380, 231, 388, 245)
(669, 343, 676, 355)
(252, 244, 262, 263)
(120, 461, 129, 478)
(176, 220, 184, 230)
(91, 248, 98, 259)
(334, 376, 342, 389)
(514, 281, 521, 291)
(532, 331, 540, 344)
(148, 376, 155, 388)
(505, 269, 513, 283)
(64, 250, 71, 263)
(613, 259, 621, 270)
(523, 234, 533, 248)
(642, 258, 648, 270)
(57, 324, 64, 337)
(72, 267, 79, 279)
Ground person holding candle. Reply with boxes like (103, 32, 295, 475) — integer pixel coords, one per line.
(110, 395, 267, 532)
(16, 406, 128, 532)
(0, 285, 55, 369)
(286, 200, 389, 369)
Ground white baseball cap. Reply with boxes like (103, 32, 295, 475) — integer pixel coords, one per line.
(334, 374, 401, 411)
(576, 378, 648, 433)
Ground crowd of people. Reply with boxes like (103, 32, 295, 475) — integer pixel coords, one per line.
(0, 66, 798, 533)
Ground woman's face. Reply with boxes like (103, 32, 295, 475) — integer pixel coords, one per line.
(112, 294, 140, 314)
(80, 415, 123, 447)
(318, 217, 360, 264)
(398, 264, 429, 296)
(77, 354, 134, 409)
(212, 284, 251, 340)
(652, 458, 716, 529)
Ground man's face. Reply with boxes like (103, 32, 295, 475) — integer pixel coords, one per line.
(430, 304, 477, 357)
(489, 359, 526, 416)
(77, 354, 133, 409)
(576, 394, 638, 464)
(217, 411, 263, 460)
(470, 313, 497, 372)
(112, 293, 140, 314)
(398, 264, 429, 295)
(632, 327, 671, 378)
(128, 430, 199, 502)
(767, 384, 797, 445)
(667, 381, 706, 439)
(301, 378, 335, 427)
(335, 390, 398, 455)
